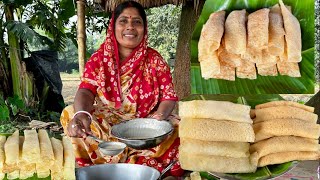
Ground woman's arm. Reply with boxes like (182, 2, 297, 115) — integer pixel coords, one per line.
(152, 100, 176, 120)
(67, 89, 95, 138)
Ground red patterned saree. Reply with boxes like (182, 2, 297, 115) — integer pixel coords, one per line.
(60, 14, 183, 176)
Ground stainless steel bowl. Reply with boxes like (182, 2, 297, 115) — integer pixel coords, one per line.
(76, 163, 160, 180)
(111, 118, 173, 150)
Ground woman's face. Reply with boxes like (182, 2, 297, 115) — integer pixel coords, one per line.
(115, 7, 145, 50)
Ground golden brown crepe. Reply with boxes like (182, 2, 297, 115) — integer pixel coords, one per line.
(277, 61, 301, 77)
(224, 9, 247, 55)
(200, 51, 220, 79)
(255, 100, 314, 112)
(253, 119, 320, 142)
(218, 46, 242, 68)
(256, 49, 278, 66)
(257, 65, 278, 76)
(211, 65, 236, 81)
(180, 118, 255, 142)
(279, 0, 302, 62)
(236, 59, 257, 79)
(250, 136, 319, 158)
(268, 4, 285, 56)
(179, 100, 252, 123)
(254, 106, 318, 123)
(258, 151, 320, 167)
(180, 138, 250, 158)
(243, 48, 262, 64)
(179, 150, 258, 173)
(198, 11, 226, 52)
(247, 8, 270, 50)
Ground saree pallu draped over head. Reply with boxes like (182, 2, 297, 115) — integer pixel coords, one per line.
(60, 13, 183, 176)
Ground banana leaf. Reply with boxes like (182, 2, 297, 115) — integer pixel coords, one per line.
(190, 0, 315, 94)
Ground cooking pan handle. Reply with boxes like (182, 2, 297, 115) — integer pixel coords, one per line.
(158, 160, 178, 180)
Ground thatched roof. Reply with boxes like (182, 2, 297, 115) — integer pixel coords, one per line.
(93, 0, 199, 12)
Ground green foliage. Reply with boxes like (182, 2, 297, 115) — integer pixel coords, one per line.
(146, 5, 181, 62)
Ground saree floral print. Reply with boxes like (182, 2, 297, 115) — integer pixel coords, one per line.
(60, 13, 183, 176)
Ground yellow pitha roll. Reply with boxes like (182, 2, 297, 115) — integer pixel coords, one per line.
(179, 150, 258, 173)
(236, 59, 257, 79)
(255, 100, 314, 112)
(0, 173, 4, 180)
(198, 11, 225, 52)
(250, 136, 319, 158)
(211, 65, 235, 81)
(179, 100, 252, 123)
(279, 0, 302, 62)
(50, 137, 63, 180)
(180, 138, 250, 158)
(22, 129, 40, 163)
(277, 61, 301, 77)
(19, 136, 35, 179)
(7, 170, 19, 180)
(253, 119, 320, 142)
(257, 65, 278, 76)
(63, 136, 76, 180)
(254, 106, 318, 123)
(247, 8, 270, 50)
(179, 118, 255, 142)
(4, 130, 19, 173)
(268, 4, 285, 56)
(258, 151, 320, 167)
(200, 51, 220, 79)
(35, 164, 50, 178)
(0, 136, 6, 170)
(38, 129, 55, 166)
(224, 9, 247, 55)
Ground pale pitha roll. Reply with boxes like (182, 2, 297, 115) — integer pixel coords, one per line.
(180, 138, 250, 158)
(22, 129, 40, 163)
(38, 129, 55, 167)
(277, 61, 301, 77)
(179, 100, 252, 123)
(180, 118, 255, 142)
(63, 136, 76, 180)
(179, 150, 258, 173)
(257, 65, 278, 76)
(35, 165, 50, 178)
(6, 170, 19, 180)
(247, 8, 270, 50)
(243, 48, 262, 63)
(279, 0, 302, 62)
(198, 11, 225, 52)
(236, 59, 257, 79)
(50, 137, 64, 180)
(250, 136, 319, 158)
(211, 65, 235, 81)
(253, 119, 320, 142)
(256, 49, 277, 66)
(258, 151, 320, 167)
(218, 46, 242, 68)
(0, 173, 4, 180)
(268, 4, 285, 56)
(0, 136, 6, 170)
(200, 51, 220, 79)
(254, 106, 318, 123)
(224, 9, 247, 55)
(19, 136, 35, 179)
(255, 100, 314, 112)
(4, 130, 19, 173)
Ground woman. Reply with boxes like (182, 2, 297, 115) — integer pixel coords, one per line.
(60, 1, 183, 177)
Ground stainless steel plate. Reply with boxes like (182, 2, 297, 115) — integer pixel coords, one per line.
(76, 163, 160, 180)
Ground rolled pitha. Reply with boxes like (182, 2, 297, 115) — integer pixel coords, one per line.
(268, 4, 285, 56)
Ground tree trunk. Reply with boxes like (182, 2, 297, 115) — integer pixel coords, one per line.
(4, 5, 23, 98)
(173, 0, 204, 100)
(77, 0, 86, 77)
(0, 16, 11, 97)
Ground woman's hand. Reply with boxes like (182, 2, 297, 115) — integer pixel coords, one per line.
(150, 100, 176, 120)
(67, 113, 93, 138)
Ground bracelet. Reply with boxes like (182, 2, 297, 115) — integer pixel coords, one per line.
(151, 112, 164, 118)
(72, 111, 93, 121)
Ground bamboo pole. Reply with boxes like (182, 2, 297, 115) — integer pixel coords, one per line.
(77, 0, 86, 77)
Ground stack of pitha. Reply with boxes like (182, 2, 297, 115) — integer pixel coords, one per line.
(178, 100, 258, 173)
(198, 0, 301, 81)
(0, 130, 75, 180)
(251, 101, 320, 167)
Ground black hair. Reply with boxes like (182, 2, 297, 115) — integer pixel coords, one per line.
(113, 1, 147, 28)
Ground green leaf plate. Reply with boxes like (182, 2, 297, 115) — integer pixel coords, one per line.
(190, 0, 315, 94)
